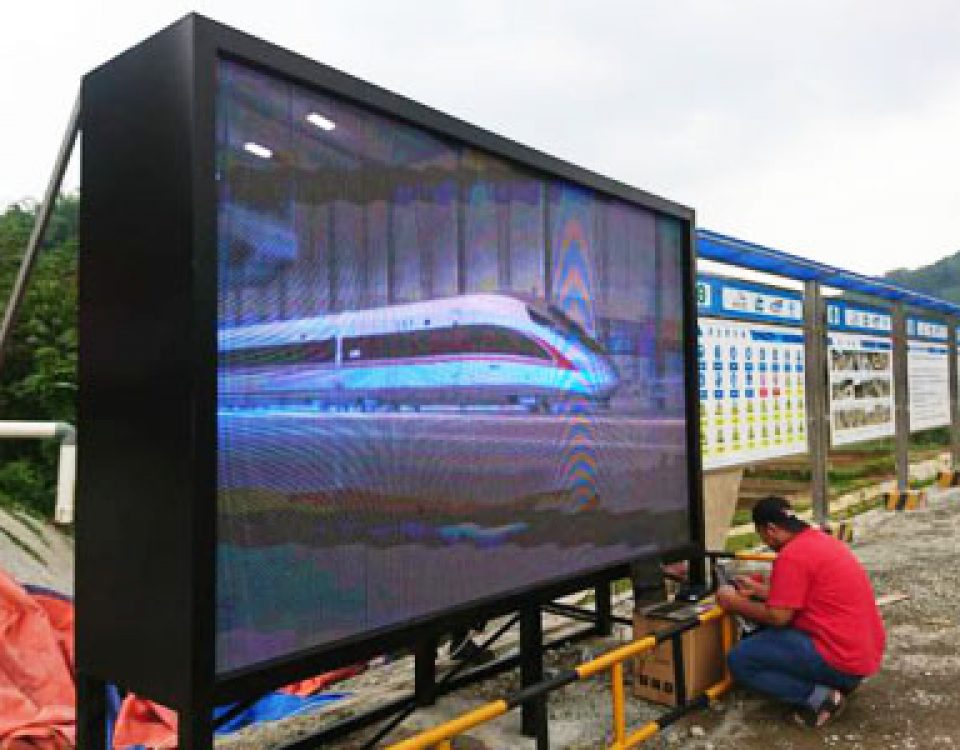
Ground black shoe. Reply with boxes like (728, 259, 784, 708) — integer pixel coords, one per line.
(792, 690, 847, 728)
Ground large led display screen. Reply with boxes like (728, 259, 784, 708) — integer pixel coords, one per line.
(215, 59, 691, 674)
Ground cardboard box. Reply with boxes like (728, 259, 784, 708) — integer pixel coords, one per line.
(631, 602, 729, 706)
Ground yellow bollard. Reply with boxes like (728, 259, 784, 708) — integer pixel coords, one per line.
(611, 662, 626, 747)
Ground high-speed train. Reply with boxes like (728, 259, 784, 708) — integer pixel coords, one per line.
(218, 294, 620, 410)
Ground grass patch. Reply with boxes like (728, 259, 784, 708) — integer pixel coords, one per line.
(831, 495, 884, 521)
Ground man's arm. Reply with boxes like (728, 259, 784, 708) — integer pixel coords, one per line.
(716, 584, 794, 627)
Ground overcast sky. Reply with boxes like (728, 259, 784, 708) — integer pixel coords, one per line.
(3, 1, 959, 276)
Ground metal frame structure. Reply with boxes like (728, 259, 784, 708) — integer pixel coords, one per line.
(698, 230, 960, 524)
(388, 607, 736, 750)
(77, 15, 706, 748)
(382, 550, 775, 750)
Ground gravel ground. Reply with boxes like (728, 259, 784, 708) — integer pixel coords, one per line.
(2, 475, 954, 748)
(219, 486, 960, 749)
(0, 506, 73, 593)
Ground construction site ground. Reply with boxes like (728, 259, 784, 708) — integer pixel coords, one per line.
(217, 486, 960, 750)
(1, 477, 957, 748)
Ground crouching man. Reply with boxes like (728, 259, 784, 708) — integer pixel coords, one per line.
(717, 496, 886, 727)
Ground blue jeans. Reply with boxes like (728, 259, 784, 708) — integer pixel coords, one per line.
(728, 628, 862, 710)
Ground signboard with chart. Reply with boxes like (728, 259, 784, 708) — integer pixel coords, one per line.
(697, 276, 807, 469)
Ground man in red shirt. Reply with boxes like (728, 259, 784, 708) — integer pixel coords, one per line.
(717, 496, 886, 727)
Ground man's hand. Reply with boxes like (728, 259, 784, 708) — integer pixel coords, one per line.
(734, 575, 769, 600)
(716, 584, 745, 613)
(716, 583, 794, 627)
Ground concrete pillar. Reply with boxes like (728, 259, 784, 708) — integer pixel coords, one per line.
(703, 467, 744, 552)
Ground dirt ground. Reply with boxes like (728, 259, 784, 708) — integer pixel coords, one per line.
(0, 506, 73, 593)
(2, 473, 955, 748)
(218, 486, 960, 749)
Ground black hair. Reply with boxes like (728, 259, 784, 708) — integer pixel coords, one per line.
(751, 495, 809, 533)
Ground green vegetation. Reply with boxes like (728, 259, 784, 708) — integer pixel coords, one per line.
(725, 530, 760, 553)
(887, 251, 960, 303)
(0, 197, 78, 517)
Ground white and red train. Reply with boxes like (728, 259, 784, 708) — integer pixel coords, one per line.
(218, 294, 620, 410)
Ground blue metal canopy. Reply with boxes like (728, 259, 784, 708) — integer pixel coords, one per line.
(697, 229, 960, 317)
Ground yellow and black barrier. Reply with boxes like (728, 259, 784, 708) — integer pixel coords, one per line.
(937, 470, 960, 488)
(884, 489, 927, 511)
(386, 608, 734, 750)
(730, 551, 777, 563)
(823, 521, 854, 543)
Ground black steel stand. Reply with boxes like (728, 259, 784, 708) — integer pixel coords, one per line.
(414, 637, 438, 707)
(594, 580, 613, 637)
(670, 633, 688, 707)
(519, 604, 549, 749)
(178, 701, 214, 750)
(76, 672, 108, 749)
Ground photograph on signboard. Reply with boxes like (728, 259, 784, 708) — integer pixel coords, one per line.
(214, 59, 691, 673)
(828, 333, 895, 446)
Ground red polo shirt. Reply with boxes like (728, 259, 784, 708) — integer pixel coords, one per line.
(766, 527, 886, 676)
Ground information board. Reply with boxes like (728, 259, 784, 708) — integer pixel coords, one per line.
(697, 276, 807, 470)
(697, 277, 804, 326)
(826, 300, 892, 334)
(907, 317, 950, 432)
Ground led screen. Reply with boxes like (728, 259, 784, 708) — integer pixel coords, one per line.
(216, 59, 691, 673)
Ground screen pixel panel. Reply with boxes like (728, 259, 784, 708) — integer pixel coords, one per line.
(215, 59, 691, 673)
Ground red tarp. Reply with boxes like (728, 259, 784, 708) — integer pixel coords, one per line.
(0, 567, 364, 748)
(0, 569, 75, 748)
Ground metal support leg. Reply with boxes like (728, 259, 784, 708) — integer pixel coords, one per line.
(0, 91, 81, 372)
(519, 605, 548, 748)
(76, 672, 108, 749)
(415, 637, 438, 708)
(594, 580, 613, 637)
(670, 633, 687, 706)
(177, 702, 214, 750)
(947, 314, 960, 467)
(804, 280, 829, 526)
(893, 304, 910, 491)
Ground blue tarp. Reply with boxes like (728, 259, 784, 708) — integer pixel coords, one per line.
(107, 685, 347, 748)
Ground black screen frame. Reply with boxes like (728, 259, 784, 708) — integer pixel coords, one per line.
(79, 13, 704, 713)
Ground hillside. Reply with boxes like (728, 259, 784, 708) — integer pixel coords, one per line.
(886, 249, 960, 303)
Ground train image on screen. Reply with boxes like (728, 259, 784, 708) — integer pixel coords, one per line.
(218, 294, 620, 411)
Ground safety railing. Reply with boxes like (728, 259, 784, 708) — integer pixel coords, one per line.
(0, 421, 76, 524)
(387, 550, 776, 750)
(388, 607, 733, 750)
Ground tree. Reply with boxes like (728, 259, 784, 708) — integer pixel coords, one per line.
(0, 196, 78, 516)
